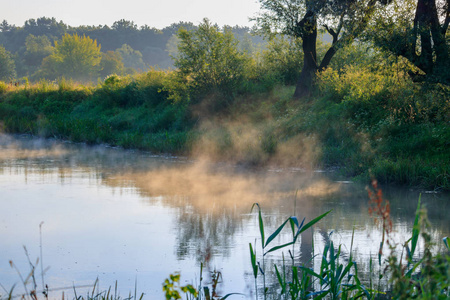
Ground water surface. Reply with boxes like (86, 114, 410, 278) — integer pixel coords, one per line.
(1, 134, 448, 298)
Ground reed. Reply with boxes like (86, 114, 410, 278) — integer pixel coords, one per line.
(1, 186, 448, 299)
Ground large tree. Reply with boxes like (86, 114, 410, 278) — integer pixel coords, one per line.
(99, 50, 124, 78)
(40, 33, 101, 81)
(369, 0, 449, 84)
(23, 34, 53, 71)
(171, 19, 248, 103)
(253, 0, 382, 98)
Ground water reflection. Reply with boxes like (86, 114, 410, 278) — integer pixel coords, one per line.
(0, 134, 449, 298)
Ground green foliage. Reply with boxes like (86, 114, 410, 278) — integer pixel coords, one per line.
(24, 34, 54, 71)
(387, 203, 450, 299)
(250, 203, 331, 298)
(115, 44, 147, 71)
(253, 0, 384, 97)
(367, 0, 450, 84)
(0, 39, 449, 190)
(0, 81, 8, 94)
(0, 45, 16, 81)
(39, 33, 102, 81)
(328, 42, 386, 73)
(163, 273, 198, 300)
(312, 65, 450, 188)
(258, 36, 303, 85)
(170, 19, 249, 106)
(99, 51, 124, 79)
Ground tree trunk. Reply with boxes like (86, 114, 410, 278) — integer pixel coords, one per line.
(294, 11, 318, 99)
(411, 0, 449, 83)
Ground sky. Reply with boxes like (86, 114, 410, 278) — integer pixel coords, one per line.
(3, 0, 261, 29)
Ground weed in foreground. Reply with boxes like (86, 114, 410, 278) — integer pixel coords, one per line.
(1, 223, 143, 300)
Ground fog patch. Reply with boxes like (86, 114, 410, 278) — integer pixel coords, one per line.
(0, 134, 68, 160)
(189, 114, 322, 170)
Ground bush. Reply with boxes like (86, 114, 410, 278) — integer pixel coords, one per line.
(170, 19, 250, 107)
(0, 81, 8, 94)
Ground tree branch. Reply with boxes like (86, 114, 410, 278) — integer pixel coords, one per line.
(323, 24, 338, 44)
(442, 1, 450, 35)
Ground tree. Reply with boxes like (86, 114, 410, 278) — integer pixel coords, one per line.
(171, 19, 248, 103)
(99, 50, 124, 78)
(112, 19, 138, 32)
(0, 45, 16, 81)
(24, 34, 53, 69)
(260, 36, 304, 85)
(24, 17, 67, 38)
(368, 0, 450, 84)
(40, 33, 101, 81)
(0, 20, 14, 32)
(253, 0, 382, 98)
(116, 44, 147, 71)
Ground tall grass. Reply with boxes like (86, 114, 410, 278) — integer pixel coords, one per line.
(1, 181, 448, 299)
(164, 182, 449, 300)
(0, 61, 448, 190)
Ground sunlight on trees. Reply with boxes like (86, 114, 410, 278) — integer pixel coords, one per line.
(40, 33, 101, 81)
(252, 0, 385, 98)
(169, 18, 249, 105)
(367, 0, 450, 84)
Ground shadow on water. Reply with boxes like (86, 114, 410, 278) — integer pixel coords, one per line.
(1, 134, 449, 297)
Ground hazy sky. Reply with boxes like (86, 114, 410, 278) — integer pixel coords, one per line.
(3, 0, 261, 29)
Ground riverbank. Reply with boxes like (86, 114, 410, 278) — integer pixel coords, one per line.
(0, 70, 449, 190)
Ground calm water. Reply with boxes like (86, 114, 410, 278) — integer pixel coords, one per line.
(0, 134, 449, 299)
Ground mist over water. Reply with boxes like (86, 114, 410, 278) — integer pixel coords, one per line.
(0, 134, 449, 298)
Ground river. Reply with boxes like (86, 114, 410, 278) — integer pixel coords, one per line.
(0, 134, 449, 299)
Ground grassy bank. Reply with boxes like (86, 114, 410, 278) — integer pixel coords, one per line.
(0, 66, 449, 190)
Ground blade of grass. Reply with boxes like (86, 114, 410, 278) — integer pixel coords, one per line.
(251, 203, 265, 249)
(264, 241, 295, 255)
(265, 217, 291, 248)
(297, 210, 332, 237)
(249, 243, 258, 279)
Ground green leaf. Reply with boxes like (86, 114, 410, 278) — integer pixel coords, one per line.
(338, 261, 354, 283)
(264, 241, 295, 255)
(299, 266, 324, 280)
(249, 243, 258, 279)
(405, 257, 425, 277)
(265, 217, 290, 247)
(274, 265, 286, 293)
(298, 210, 332, 235)
(251, 203, 265, 249)
(443, 237, 449, 251)
(289, 216, 300, 236)
(330, 241, 336, 272)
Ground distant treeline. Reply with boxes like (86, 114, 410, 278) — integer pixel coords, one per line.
(0, 17, 265, 79)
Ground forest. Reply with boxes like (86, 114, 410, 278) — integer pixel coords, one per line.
(0, 0, 449, 190)
(0, 17, 263, 80)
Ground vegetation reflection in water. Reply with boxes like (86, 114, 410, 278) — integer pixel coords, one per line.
(165, 183, 450, 300)
(0, 135, 449, 299)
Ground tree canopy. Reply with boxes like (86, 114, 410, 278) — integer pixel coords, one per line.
(170, 19, 249, 104)
(368, 0, 450, 84)
(253, 0, 385, 98)
(40, 33, 101, 81)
